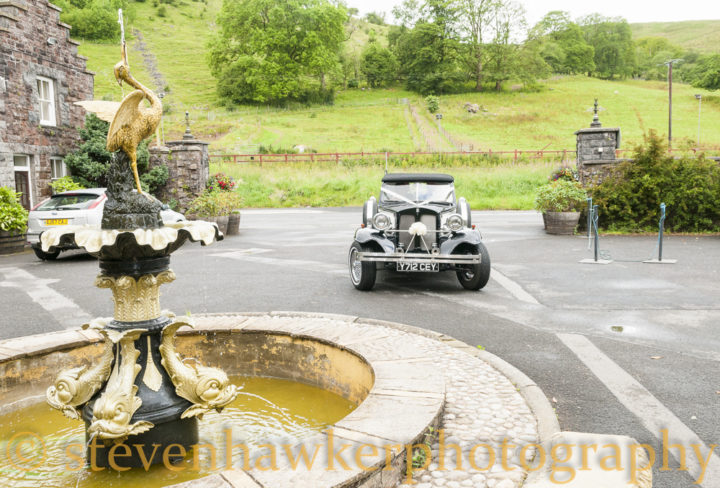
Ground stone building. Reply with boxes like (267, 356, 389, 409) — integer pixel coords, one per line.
(0, 0, 94, 209)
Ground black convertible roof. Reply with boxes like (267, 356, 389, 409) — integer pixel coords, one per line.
(381, 173, 454, 184)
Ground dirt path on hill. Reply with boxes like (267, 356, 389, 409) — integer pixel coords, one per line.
(132, 29, 166, 94)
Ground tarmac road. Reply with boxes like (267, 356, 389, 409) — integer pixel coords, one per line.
(1, 208, 718, 487)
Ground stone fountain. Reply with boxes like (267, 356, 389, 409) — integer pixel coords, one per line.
(40, 22, 237, 468)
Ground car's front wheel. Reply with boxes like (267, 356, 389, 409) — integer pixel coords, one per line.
(33, 247, 60, 261)
(349, 242, 377, 291)
(455, 243, 491, 290)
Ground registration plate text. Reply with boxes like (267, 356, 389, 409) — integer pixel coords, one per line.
(397, 262, 439, 272)
(45, 219, 68, 225)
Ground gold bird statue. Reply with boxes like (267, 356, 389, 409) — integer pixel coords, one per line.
(106, 41, 162, 195)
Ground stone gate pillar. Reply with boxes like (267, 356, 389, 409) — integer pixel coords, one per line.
(149, 122, 209, 211)
(575, 99, 622, 186)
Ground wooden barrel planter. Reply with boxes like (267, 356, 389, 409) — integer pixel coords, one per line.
(0, 231, 26, 255)
(544, 212, 580, 235)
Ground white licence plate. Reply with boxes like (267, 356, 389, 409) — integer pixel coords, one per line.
(397, 262, 439, 272)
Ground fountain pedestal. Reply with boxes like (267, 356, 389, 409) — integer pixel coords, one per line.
(42, 153, 235, 468)
(80, 258, 197, 468)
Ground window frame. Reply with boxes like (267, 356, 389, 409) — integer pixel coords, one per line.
(50, 156, 68, 180)
(36, 76, 57, 126)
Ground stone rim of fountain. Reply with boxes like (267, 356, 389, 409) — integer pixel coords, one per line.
(0, 312, 555, 488)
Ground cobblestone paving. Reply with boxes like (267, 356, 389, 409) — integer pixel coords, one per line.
(393, 331, 538, 488)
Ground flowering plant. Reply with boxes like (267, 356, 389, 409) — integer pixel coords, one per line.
(549, 165, 578, 182)
(207, 172, 236, 192)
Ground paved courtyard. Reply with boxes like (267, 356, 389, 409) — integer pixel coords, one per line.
(1, 209, 718, 487)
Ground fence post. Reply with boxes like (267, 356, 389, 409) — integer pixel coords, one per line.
(285, 153, 288, 163)
(336, 153, 339, 164)
(514, 149, 518, 164)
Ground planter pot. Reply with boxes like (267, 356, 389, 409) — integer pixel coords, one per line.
(544, 211, 580, 235)
(0, 230, 26, 255)
(226, 212, 241, 236)
(209, 215, 229, 235)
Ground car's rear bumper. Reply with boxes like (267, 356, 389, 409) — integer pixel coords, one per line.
(26, 232, 41, 245)
(357, 252, 481, 264)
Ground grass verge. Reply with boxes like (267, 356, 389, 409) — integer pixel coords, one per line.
(211, 160, 553, 210)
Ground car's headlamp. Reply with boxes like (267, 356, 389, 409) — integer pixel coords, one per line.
(446, 214, 464, 231)
(372, 212, 392, 231)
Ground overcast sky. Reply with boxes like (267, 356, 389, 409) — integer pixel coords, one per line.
(352, 0, 720, 28)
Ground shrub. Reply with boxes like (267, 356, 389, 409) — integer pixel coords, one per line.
(535, 180, 587, 212)
(347, 79, 359, 89)
(157, 5, 167, 17)
(61, 6, 120, 40)
(50, 176, 85, 194)
(425, 95, 440, 114)
(590, 131, 720, 232)
(187, 190, 241, 217)
(0, 187, 29, 233)
(65, 114, 168, 196)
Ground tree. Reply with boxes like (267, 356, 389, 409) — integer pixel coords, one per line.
(64, 114, 168, 194)
(579, 14, 635, 79)
(364, 11, 385, 25)
(208, 0, 346, 104)
(360, 43, 398, 87)
(529, 11, 594, 75)
(485, 0, 526, 90)
(393, 0, 465, 94)
(686, 54, 720, 90)
(457, 0, 497, 91)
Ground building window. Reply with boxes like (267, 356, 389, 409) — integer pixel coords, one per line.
(37, 76, 56, 126)
(50, 157, 68, 180)
(13, 155, 33, 210)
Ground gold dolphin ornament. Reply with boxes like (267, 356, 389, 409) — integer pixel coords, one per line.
(46, 319, 116, 420)
(159, 319, 238, 419)
(88, 329, 154, 441)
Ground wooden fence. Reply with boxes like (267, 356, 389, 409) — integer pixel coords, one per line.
(209, 149, 577, 165)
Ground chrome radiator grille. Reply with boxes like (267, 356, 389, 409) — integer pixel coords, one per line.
(397, 214, 437, 251)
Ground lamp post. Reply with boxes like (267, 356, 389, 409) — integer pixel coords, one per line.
(664, 59, 683, 150)
(695, 94, 702, 148)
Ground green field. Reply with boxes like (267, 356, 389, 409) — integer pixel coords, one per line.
(630, 20, 720, 54)
(75, 2, 720, 155)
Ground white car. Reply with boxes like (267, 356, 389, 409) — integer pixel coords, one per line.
(27, 188, 186, 260)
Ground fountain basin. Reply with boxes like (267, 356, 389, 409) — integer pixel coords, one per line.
(0, 312, 449, 488)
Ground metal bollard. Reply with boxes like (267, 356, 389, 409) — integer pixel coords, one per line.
(586, 197, 593, 248)
(592, 204, 599, 262)
(658, 202, 666, 262)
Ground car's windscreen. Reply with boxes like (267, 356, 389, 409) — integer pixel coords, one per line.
(35, 194, 100, 211)
(380, 182, 455, 205)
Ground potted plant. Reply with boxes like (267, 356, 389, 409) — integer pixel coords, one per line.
(0, 186, 29, 254)
(535, 180, 587, 235)
(187, 190, 241, 235)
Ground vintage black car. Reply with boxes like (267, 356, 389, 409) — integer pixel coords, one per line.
(348, 173, 491, 291)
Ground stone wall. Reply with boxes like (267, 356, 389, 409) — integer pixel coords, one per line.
(0, 0, 94, 206)
(149, 138, 209, 211)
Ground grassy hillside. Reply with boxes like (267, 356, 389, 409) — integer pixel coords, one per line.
(75, 6, 720, 155)
(630, 20, 720, 54)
